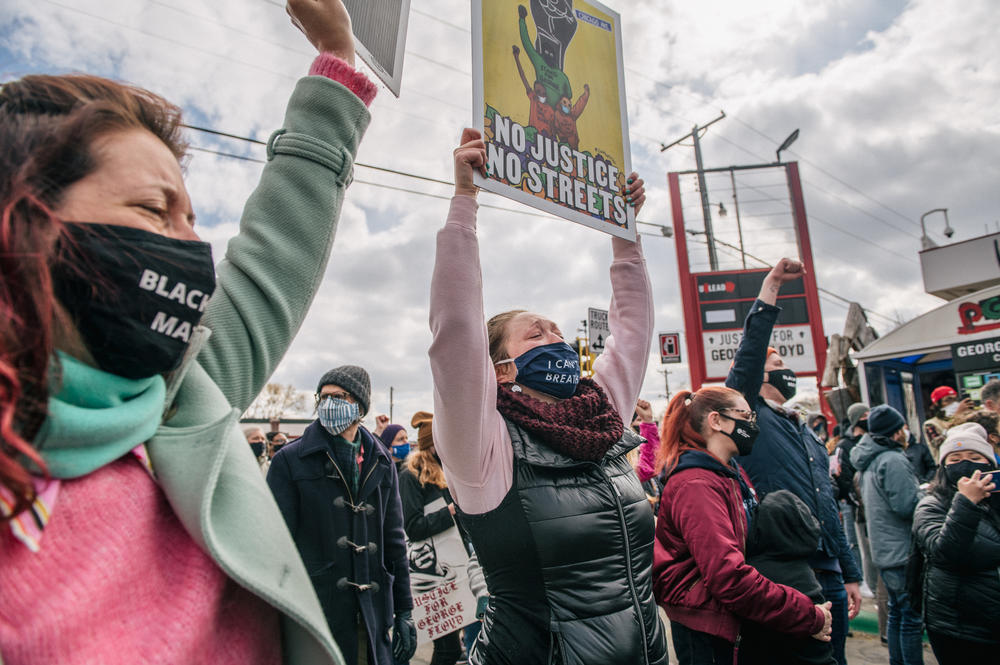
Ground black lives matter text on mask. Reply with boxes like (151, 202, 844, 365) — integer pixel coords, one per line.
(138, 268, 211, 344)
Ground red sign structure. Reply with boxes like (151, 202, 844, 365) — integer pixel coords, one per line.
(668, 162, 827, 391)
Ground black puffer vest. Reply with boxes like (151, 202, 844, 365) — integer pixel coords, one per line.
(458, 421, 668, 665)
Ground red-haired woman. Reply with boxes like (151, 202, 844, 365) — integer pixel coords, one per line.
(652, 387, 833, 664)
(428, 129, 667, 665)
(0, 2, 389, 664)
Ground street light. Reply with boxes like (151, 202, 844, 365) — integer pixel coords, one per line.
(776, 129, 800, 163)
(637, 221, 674, 238)
(920, 208, 954, 250)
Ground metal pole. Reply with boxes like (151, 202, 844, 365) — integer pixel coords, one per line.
(692, 125, 719, 270)
(660, 369, 672, 402)
(729, 168, 746, 269)
(389, 386, 394, 423)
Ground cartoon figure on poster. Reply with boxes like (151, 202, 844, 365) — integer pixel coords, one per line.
(473, 0, 635, 239)
(406, 498, 478, 643)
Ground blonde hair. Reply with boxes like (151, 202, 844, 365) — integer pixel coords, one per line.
(487, 309, 526, 364)
(406, 449, 447, 489)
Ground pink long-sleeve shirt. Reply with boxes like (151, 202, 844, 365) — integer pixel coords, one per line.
(429, 196, 654, 515)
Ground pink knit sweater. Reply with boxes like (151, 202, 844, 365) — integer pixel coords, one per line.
(0, 458, 281, 665)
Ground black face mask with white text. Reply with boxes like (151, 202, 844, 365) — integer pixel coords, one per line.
(767, 368, 798, 402)
(52, 223, 216, 379)
(719, 413, 760, 456)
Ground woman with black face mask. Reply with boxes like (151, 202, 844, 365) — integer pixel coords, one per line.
(0, 2, 380, 663)
(912, 422, 1000, 663)
(428, 130, 668, 665)
(651, 386, 833, 664)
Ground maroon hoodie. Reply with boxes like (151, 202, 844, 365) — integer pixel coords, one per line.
(653, 450, 825, 642)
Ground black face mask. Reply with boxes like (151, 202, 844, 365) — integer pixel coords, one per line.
(856, 419, 869, 433)
(52, 223, 216, 379)
(944, 461, 995, 488)
(271, 444, 285, 455)
(719, 413, 760, 456)
(767, 368, 797, 402)
(249, 442, 264, 457)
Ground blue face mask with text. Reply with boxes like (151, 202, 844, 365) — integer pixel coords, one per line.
(509, 341, 581, 399)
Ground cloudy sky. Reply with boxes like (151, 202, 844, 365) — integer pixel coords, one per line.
(3, 0, 998, 430)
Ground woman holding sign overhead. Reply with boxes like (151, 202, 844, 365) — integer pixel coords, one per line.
(428, 128, 667, 665)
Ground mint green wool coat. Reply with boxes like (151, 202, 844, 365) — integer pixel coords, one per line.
(122, 76, 366, 665)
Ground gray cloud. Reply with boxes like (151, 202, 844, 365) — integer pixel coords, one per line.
(4, 0, 997, 418)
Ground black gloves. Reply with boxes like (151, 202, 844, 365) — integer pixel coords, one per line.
(392, 610, 417, 662)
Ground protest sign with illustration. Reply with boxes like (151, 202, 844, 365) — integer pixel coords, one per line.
(407, 498, 477, 644)
(472, 0, 634, 239)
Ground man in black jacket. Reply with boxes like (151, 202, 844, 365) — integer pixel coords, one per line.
(268, 365, 417, 665)
(727, 259, 863, 665)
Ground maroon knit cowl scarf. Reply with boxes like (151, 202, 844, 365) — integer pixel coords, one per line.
(495, 378, 624, 462)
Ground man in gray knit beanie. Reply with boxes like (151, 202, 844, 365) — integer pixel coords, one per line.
(267, 363, 417, 664)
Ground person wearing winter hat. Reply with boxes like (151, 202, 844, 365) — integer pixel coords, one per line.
(376, 422, 411, 473)
(922, 385, 974, 461)
(912, 422, 1000, 663)
(849, 405, 924, 665)
(267, 366, 417, 665)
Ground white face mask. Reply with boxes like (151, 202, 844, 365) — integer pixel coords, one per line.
(944, 401, 960, 417)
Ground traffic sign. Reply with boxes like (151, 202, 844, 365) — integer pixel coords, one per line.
(587, 308, 609, 357)
(659, 332, 681, 364)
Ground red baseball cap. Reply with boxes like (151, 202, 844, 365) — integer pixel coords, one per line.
(930, 386, 957, 404)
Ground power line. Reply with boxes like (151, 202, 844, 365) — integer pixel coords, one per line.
(729, 116, 924, 231)
(183, 124, 455, 187)
(186, 144, 630, 224)
(688, 234, 899, 326)
(138, 0, 922, 253)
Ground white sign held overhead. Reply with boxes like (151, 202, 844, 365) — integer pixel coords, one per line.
(343, 0, 411, 97)
(588, 307, 609, 357)
(702, 325, 815, 380)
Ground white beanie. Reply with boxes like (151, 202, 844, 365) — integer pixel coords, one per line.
(938, 422, 996, 463)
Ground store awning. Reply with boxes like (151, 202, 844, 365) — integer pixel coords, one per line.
(854, 284, 1000, 364)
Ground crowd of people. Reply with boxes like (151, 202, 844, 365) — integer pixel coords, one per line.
(1, 1, 998, 664)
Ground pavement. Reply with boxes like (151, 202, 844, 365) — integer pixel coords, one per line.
(409, 597, 939, 664)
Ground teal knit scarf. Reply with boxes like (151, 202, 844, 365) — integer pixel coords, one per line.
(32, 352, 166, 478)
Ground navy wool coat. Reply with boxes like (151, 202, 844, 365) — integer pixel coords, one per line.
(268, 422, 413, 665)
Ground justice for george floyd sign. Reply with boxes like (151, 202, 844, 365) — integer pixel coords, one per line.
(472, 0, 635, 239)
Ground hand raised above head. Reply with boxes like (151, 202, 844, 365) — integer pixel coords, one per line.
(287, 0, 355, 64)
(623, 172, 646, 216)
(454, 128, 487, 198)
(768, 257, 805, 284)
